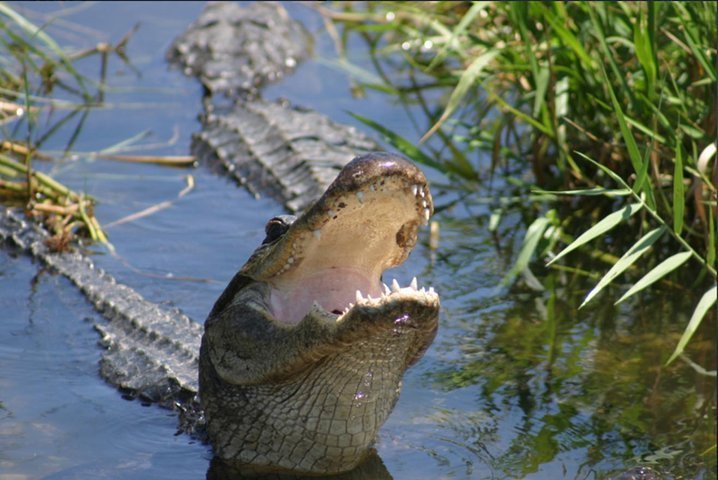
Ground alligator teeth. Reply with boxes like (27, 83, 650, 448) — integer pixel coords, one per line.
(421, 199, 428, 209)
(383, 283, 391, 295)
(424, 208, 431, 222)
(410, 277, 418, 290)
(391, 278, 401, 293)
(419, 188, 425, 198)
(412, 185, 419, 196)
(356, 290, 364, 302)
(429, 287, 435, 295)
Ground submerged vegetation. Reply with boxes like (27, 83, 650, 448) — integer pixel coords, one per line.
(320, 1, 717, 368)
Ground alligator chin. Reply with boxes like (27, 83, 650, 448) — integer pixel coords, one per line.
(199, 152, 440, 475)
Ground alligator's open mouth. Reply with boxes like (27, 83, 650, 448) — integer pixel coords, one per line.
(241, 153, 438, 325)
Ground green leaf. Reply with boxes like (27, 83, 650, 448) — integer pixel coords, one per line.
(624, 115, 666, 143)
(543, 6, 595, 68)
(533, 66, 550, 119)
(615, 251, 692, 304)
(586, 5, 635, 111)
(421, 49, 499, 142)
(673, 140, 684, 234)
(485, 86, 555, 137)
(708, 207, 716, 269)
(633, 7, 656, 97)
(666, 285, 717, 365)
(427, 1, 489, 70)
(580, 227, 665, 308)
(532, 187, 631, 197)
(600, 64, 646, 192)
(575, 152, 632, 190)
(502, 216, 551, 287)
(674, 3, 717, 82)
(0, 2, 89, 96)
(547, 203, 643, 266)
(678, 123, 705, 139)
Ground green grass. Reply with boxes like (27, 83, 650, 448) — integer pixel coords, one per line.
(0, 2, 138, 247)
(321, 1, 716, 369)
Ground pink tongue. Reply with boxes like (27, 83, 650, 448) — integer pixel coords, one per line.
(269, 269, 381, 324)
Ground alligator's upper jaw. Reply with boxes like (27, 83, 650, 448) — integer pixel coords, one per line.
(242, 153, 436, 324)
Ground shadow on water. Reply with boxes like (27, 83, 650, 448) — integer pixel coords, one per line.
(0, 2, 716, 480)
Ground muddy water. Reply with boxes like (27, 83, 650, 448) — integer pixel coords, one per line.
(1, 2, 715, 480)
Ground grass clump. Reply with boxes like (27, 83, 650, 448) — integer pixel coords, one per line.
(320, 2, 716, 365)
(0, 3, 138, 248)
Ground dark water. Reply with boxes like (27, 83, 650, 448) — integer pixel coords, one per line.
(1, 2, 715, 480)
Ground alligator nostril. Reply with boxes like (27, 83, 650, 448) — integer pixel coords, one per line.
(332, 309, 342, 315)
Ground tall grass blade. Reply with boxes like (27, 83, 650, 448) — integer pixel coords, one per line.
(543, 6, 594, 68)
(674, 3, 717, 82)
(673, 139, 684, 234)
(420, 49, 499, 142)
(666, 285, 717, 365)
(547, 203, 643, 266)
(600, 64, 647, 194)
(633, 7, 656, 97)
(532, 187, 630, 197)
(708, 207, 715, 270)
(574, 152, 631, 190)
(580, 226, 666, 308)
(586, 4, 635, 110)
(501, 215, 551, 287)
(427, 1, 489, 70)
(485, 86, 555, 137)
(615, 251, 692, 304)
(0, 2, 89, 95)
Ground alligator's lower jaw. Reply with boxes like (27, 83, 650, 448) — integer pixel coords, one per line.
(286, 274, 439, 326)
(335, 276, 438, 323)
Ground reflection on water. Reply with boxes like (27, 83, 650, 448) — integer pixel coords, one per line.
(0, 2, 715, 480)
(415, 207, 717, 479)
(207, 451, 391, 480)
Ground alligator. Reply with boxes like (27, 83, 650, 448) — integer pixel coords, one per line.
(200, 152, 439, 475)
(168, 1, 380, 213)
(166, 1, 309, 97)
(0, 208, 202, 408)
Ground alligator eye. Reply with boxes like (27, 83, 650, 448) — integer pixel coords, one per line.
(262, 215, 295, 244)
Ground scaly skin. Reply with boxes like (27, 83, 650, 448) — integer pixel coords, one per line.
(200, 153, 440, 474)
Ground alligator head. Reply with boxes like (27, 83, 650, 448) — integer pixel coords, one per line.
(199, 152, 440, 475)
